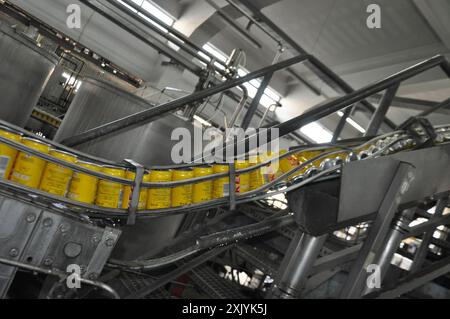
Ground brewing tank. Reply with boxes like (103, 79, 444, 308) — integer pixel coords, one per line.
(55, 77, 195, 260)
(0, 24, 57, 127)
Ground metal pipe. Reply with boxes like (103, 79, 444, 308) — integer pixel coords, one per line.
(236, 0, 396, 130)
(78, 0, 202, 76)
(206, 0, 262, 49)
(272, 55, 446, 138)
(0, 257, 120, 299)
(332, 107, 353, 143)
(241, 72, 274, 129)
(116, 0, 228, 68)
(365, 83, 400, 136)
(258, 103, 278, 127)
(227, 85, 249, 129)
(370, 255, 450, 299)
(60, 54, 310, 147)
(410, 198, 448, 273)
(105, 0, 215, 68)
(286, 68, 322, 96)
(417, 96, 450, 117)
(268, 232, 328, 299)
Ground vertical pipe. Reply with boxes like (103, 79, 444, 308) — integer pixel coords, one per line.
(268, 231, 327, 299)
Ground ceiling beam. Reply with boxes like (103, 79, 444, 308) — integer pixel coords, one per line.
(369, 95, 450, 115)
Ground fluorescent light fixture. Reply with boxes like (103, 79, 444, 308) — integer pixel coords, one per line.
(337, 111, 366, 134)
(193, 115, 212, 127)
(117, 0, 175, 32)
(300, 122, 333, 144)
(117, 0, 139, 12)
(141, 1, 175, 26)
(202, 43, 228, 63)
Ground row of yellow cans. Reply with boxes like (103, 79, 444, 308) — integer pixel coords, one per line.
(0, 125, 360, 211)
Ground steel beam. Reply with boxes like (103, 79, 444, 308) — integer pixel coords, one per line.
(241, 72, 274, 129)
(273, 55, 446, 138)
(370, 255, 450, 299)
(369, 96, 446, 114)
(61, 54, 310, 147)
(115, 0, 227, 69)
(340, 162, 415, 299)
(79, 0, 202, 75)
(410, 198, 448, 273)
(236, 0, 396, 131)
(365, 84, 400, 136)
(124, 246, 230, 299)
(417, 97, 450, 117)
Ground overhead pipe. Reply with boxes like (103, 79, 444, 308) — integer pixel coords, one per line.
(110, 0, 228, 70)
(236, 0, 397, 133)
(227, 55, 449, 153)
(365, 83, 400, 136)
(79, 0, 202, 76)
(61, 54, 311, 147)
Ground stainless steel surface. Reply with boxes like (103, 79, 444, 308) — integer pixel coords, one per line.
(55, 77, 194, 166)
(0, 23, 57, 127)
(55, 77, 195, 260)
(0, 192, 120, 298)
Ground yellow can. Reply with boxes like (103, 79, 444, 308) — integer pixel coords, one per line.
(260, 152, 282, 184)
(213, 164, 229, 199)
(248, 156, 264, 191)
(235, 160, 250, 193)
(297, 150, 324, 171)
(0, 126, 22, 179)
(193, 166, 214, 204)
(95, 166, 126, 209)
(39, 150, 77, 197)
(11, 137, 51, 188)
(279, 150, 299, 174)
(122, 170, 151, 210)
(172, 169, 194, 208)
(147, 170, 172, 210)
(67, 161, 102, 204)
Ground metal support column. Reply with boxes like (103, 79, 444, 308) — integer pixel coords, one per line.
(241, 73, 274, 130)
(268, 231, 328, 299)
(365, 84, 400, 136)
(362, 207, 417, 296)
(340, 162, 415, 299)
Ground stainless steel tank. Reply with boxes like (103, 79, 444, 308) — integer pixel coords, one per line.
(54, 77, 193, 166)
(0, 24, 57, 127)
(55, 77, 195, 260)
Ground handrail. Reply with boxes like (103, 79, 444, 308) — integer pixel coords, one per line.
(268, 55, 449, 140)
(60, 54, 312, 147)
